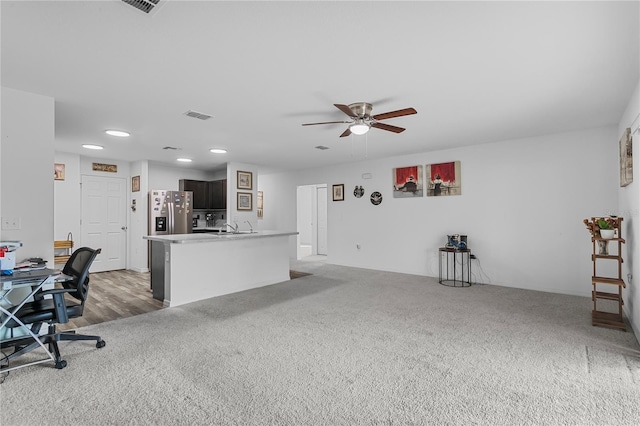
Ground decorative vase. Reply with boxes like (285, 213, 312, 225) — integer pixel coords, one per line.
(597, 240, 609, 256)
(600, 229, 615, 239)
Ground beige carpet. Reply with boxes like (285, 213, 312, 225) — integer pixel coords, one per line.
(1, 260, 639, 425)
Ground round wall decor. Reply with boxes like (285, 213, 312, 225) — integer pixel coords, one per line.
(370, 191, 383, 205)
(353, 185, 364, 198)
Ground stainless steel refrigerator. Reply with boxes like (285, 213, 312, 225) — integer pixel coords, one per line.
(148, 190, 193, 235)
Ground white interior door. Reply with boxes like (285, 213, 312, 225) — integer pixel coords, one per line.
(316, 186, 327, 255)
(81, 175, 127, 272)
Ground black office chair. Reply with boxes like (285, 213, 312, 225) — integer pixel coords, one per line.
(3, 247, 105, 369)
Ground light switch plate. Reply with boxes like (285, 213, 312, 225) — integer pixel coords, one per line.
(1, 217, 21, 230)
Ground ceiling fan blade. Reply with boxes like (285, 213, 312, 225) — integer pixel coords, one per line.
(371, 122, 406, 134)
(334, 104, 358, 118)
(302, 121, 351, 126)
(372, 107, 417, 121)
(339, 128, 352, 138)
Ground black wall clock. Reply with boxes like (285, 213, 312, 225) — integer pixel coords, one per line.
(370, 191, 382, 205)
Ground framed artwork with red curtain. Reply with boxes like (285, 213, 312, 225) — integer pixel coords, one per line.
(426, 161, 461, 196)
(393, 165, 423, 197)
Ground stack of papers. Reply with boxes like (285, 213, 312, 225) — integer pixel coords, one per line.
(14, 260, 47, 271)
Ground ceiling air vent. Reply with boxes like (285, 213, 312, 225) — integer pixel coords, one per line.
(121, 0, 161, 15)
(163, 146, 180, 150)
(184, 110, 213, 121)
(315, 146, 330, 150)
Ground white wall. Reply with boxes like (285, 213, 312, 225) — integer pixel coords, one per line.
(261, 126, 618, 299)
(1, 87, 55, 262)
(129, 160, 148, 272)
(227, 162, 259, 231)
(147, 162, 218, 192)
(297, 185, 313, 246)
(258, 171, 299, 257)
(53, 152, 81, 243)
(617, 78, 640, 338)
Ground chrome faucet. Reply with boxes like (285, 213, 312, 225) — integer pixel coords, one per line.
(224, 222, 238, 233)
(245, 220, 253, 233)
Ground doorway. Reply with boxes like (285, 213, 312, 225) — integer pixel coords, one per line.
(296, 184, 327, 259)
(81, 175, 127, 272)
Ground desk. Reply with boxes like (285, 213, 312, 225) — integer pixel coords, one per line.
(438, 247, 471, 287)
(1, 269, 59, 372)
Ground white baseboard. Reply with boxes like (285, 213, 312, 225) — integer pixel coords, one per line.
(298, 244, 312, 259)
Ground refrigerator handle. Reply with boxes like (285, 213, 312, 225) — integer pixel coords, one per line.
(168, 201, 174, 234)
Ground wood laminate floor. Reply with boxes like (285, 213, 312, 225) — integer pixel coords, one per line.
(59, 269, 309, 331)
(59, 270, 163, 331)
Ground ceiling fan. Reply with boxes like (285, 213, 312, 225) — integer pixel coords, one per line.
(302, 102, 417, 137)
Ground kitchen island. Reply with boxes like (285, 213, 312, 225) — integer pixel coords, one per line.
(144, 231, 298, 307)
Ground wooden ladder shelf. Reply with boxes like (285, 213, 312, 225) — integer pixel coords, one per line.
(586, 217, 626, 331)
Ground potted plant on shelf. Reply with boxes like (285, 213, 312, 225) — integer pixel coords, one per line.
(597, 219, 616, 239)
(583, 216, 618, 256)
(583, 217, 617, 238)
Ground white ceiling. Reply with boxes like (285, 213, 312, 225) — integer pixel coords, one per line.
(2, 1, 638, 173)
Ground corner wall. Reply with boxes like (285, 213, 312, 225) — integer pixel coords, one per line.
(618, 78, 640, 339)
(261, 126, 618, 299)
(1, 87, 55, 261)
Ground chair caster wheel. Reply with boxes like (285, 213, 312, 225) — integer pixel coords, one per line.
(55, 360, 67, 369)
(96, 340, 106, 349)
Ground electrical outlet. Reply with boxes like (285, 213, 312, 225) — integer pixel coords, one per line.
(1, 217, 21, 230)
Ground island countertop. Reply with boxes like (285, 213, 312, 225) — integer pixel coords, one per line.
(144, 230, 297, 244)
(146, 230, 298, 307)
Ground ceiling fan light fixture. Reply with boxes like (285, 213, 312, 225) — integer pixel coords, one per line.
(350, 122, 370, 135)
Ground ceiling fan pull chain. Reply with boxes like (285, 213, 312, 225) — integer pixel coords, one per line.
(365, 132, 368, 158)
(351, 133, 355, 158)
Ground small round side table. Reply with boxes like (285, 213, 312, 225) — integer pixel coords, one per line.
(438, 247, 471, 287)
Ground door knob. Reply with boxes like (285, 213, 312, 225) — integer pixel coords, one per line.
(121, 226, 127, 231)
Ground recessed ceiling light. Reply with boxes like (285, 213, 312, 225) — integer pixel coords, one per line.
(105, 130, 130, 137)
(82, 144, 104, 150)
(176, 158, 192, 163)
(209, 148, 227, 154)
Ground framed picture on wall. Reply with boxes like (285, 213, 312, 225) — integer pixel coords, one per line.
(426, 161, 462, 196)
(132, 175, 140, 192)
(54, 163, 65, 181)
(332, 184, 344, 201)
(237, 192, 253, 211)
(620, 127, 633, 187)
(257, 190, 264, 218)
(237, 170, 253, 190)
(392, 165, 423, 197)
